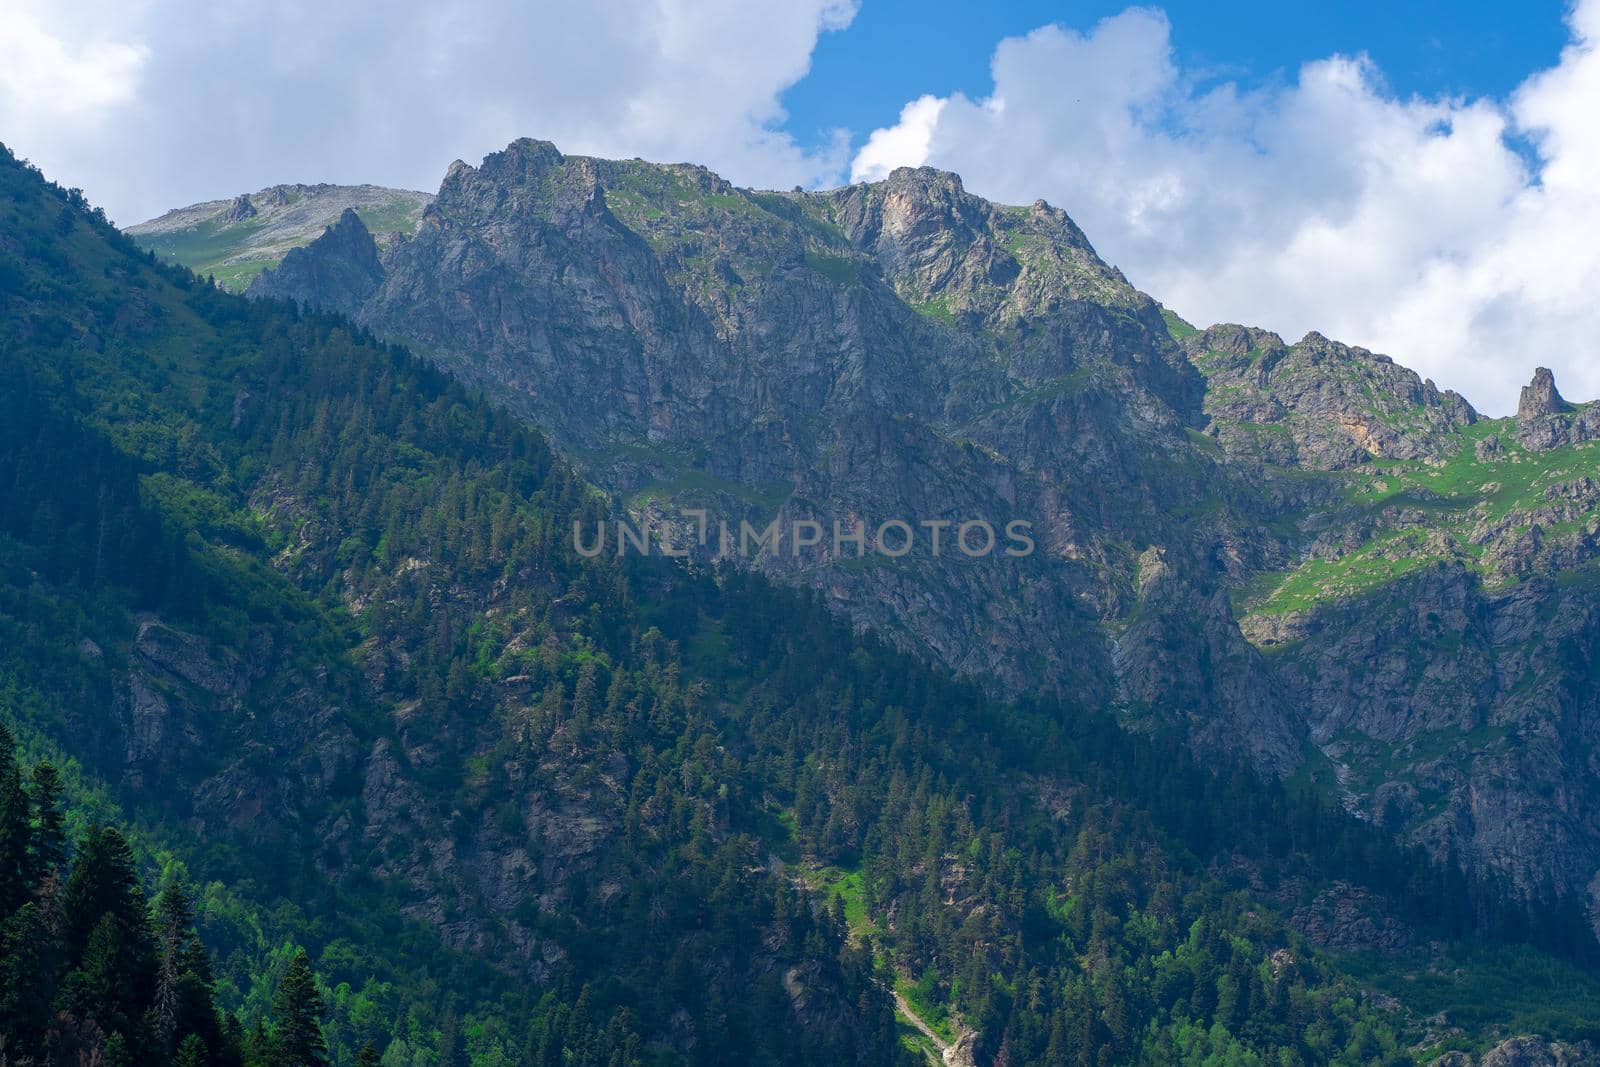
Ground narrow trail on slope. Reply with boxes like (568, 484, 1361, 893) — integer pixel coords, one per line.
(893, 990, 948, 1065)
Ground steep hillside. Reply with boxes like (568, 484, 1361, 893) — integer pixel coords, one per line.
(234, 139, 1600, 923)
(10, 145, 1600, 1064)
(4, 149, 899, 1065)
(253, 140, 1304, 776)
(1182, 324, 1600, 904)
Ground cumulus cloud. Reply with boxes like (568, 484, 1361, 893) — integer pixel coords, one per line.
(6, 0, 1595, 411)
(0, 1, 147, 140)
(851, 3, 1600, 413)
(0, 0, 856, 227)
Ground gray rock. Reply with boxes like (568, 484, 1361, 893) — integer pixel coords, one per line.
(248, 208, 385, 316)
(1518, 367, 1569, 420)
(1435, 1037, 1600, 1066)
(223, 193, 257, 222)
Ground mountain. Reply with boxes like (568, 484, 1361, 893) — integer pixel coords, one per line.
(228, 139, 1600, 925)
(253, 142, 1302, 774)
(127, 183, 431, 291)
(1188, 326, 1600, 903)
(9, 144, 1600, 1063)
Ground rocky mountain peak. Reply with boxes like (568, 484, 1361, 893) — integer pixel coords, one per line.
(1514, 366, 1600, 450)
(476, 137, 566, 184)
(1195, 323, 1287, 359)
(1186, 325, 1477, 468)
(224, 193, 257, 222)
(247, 207, 383, 316)
(329, 205, 371, 240)
(881, 164, 968, 198)
(1518, 366, 1569, 419)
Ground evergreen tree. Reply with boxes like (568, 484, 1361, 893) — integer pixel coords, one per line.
(27, 759, 67, 885)
(61, 911, 153, 1051)
(60, 825, 148, 962)
(0, 902, 52, 1054)
(270, 949, 328, 1067)
(176, 1031, 210, 1067)
(0, 722, 31, 915)
(437, 1004, 464, 1067)
(154, 881, 223, 1059)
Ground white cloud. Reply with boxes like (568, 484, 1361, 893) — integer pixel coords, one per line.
(0, 0, 856, 227)
(850, 4, 1600, 414)
(853, 95, 945, 182)
(5, 0, 1595, 412)
(0, 2, 147, 145)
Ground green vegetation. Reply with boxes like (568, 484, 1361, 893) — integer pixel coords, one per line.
(1248, 529, 1445, 615)
(804, 250, 860, 285)
(0, 719, 346, 1067)
(910, 295, 955, 323)
(353, 197, 427, 237)
(4, 143, 1599, 1066)
(1241, 415, 1600, 617)
(626, 469, 794, 512)
(137, 216, 267, 275)
(1342, 943, 1600, 1049)
(1159, 306, 1200, 340)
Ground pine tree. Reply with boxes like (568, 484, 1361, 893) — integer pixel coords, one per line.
(28, 759, 67, 885)
(152, 881, 223, 1058)
(243, 1013, 273, 1067)
(354, 1041, 382, 1067)
(0, 722, 33, 915)
(220, 1013, 248, 1067)
(437, 1003, 464, 1067)
(102, 1030, 133, 1067)
(54, 826, 157, 1060)
(269, 949, 328, 1067)
(176, 1032, 210, 1067)
(64, 914, 137, 1037)
(0, 902, 52, 1056)
(61, 825, 148, 962)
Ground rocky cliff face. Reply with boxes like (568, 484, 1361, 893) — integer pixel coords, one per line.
(1185, 325, 1477, 469)
(1217, 358, 1600, 911)
(248, 207, 385, 316)
(231, 139, 1600, 928)
(251, 139, 1304, 773)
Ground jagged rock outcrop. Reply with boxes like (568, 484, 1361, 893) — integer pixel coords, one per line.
(1515, 367, 1600, 450)
(1184, 325, 1477, 469)
(248, 208, 385, 316)
(1519, 367, 1569, 419)
(1290, 881, 1413, 951)
(223, 192, 257, 222)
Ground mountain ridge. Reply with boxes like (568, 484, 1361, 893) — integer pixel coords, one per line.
(128, 182, 431, 291)
(10, 135, 1600, 1065)
(154, 138, 1600, 934)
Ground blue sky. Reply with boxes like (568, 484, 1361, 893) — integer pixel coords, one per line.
(5, 0, 1597, 411)
(781, 0, 1570, 156)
